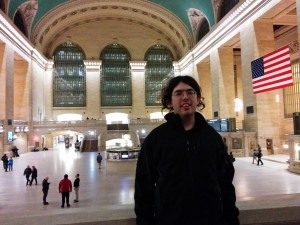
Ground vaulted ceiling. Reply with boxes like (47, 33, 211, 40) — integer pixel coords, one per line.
(3, 0, 298, 60)
(6, 0, 218, 60)
(8, 0, 216, 34)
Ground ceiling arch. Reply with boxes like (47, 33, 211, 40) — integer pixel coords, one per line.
(8, 0, 215, 34)
(30, 0, 193, 60)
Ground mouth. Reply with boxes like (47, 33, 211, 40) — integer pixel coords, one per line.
(181, 103, 191, 108)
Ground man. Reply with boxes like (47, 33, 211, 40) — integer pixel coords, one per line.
(42, 177, 50, 205)
(257, 145, 264, 166)
(1, 154, 8, 172)
(96, 153, 102, 169)
(23, 165, 32, 186)
(30, 166, 38, 185)
(73, 174, 80, 202)
(134, 76, 240, 225)
(58, 174, 72, 208)
(75, 140, 81, 151)
(252, 148, 258, 164)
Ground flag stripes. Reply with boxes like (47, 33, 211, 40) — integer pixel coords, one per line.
(251, 45, 293, 94)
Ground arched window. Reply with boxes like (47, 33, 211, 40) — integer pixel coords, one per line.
(284, 53, 300, 118)
(187, 8, 210, 43)
(53, 42, 86, 107)
(13, 10, 27, 37)
(100, 43, 131, 106)
(145, 45, 174, 106)
(218, 0, 239, 22)
(197, 18, 210, 43)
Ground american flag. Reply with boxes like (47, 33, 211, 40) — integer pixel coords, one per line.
(251, 45, 293, 94)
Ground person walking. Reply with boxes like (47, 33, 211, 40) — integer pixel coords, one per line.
(252, 148, 258, 164)
(134, 76, 240, 225)
(30, 166, 38, 185)
(59, 174, 72, 208)
(23, 165, 32, 186)
(73, 174, 80, 203)
(1, 154, 8, 172)
(42, 177, 50, 205)
(257, 145, 264, 166)
(96, 153, 102, 169)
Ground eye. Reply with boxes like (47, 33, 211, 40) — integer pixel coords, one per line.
(187, 90, 196, 95)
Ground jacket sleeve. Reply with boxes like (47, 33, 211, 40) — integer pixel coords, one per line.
(218, 141, 240, 225)
(134, 135, 157, 225)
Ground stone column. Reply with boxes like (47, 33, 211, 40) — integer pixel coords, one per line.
(84, 60, 101, 119)
(210, 49, 220, 118)
(196, 61, 212, 119)
(14, 59, 29, 120)
(240, 21, 257, 132)
(210, 47, 235, 118)
(219, 47, 235, 118)
(44, 61, 54, 121)
(130, 61, 146, 118)
(0, 43, 5, 154)
(0, 43, 15, 153)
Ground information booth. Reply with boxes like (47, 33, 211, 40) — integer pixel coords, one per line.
(106, 147, 140, 172)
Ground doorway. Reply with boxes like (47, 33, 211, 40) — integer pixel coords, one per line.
(266, 139, 273, 155)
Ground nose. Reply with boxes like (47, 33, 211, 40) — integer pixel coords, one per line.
(182, 91, 189, 98)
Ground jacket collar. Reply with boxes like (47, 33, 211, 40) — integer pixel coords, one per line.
(164, 112, 207, 130)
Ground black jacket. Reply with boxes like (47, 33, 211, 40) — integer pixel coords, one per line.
(42, 179, 50, 191)
(74, 178, 80, 188)
(24, 168, 32, 177)
(134, 112, 239, 225)
(32, 168, 38, 178)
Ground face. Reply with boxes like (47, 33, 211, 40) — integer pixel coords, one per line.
(169, 82, 200, 119)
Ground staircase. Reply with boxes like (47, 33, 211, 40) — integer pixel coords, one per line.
(81, 139, 98, 152)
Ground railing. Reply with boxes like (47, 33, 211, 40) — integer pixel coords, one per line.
(33, 120, 106, 126)
(32, 118, 165, 127)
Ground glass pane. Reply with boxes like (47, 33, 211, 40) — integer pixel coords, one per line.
(284, 58, 300, 118)
(100, 44, 132, 106)
(53, 42, 86, 107)
(145, 45, 174, 106)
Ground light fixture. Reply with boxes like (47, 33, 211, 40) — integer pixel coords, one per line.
(234, 98, 243, 112)
(0, 125, 4, 133)
(14, 126, 29, 133)
(15, 126, 20, 133)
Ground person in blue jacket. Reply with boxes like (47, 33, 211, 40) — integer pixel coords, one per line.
(134, 75, 240, 225)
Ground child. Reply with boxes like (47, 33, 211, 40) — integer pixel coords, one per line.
(8, 157, 13, 171)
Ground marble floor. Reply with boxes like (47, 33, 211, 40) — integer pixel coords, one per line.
(1, 146, 300, 225)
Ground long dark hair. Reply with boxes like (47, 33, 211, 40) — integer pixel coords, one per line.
(161, 75, 205, 113)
